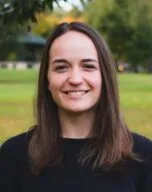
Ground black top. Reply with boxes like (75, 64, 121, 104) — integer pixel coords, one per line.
(0, 131, 152, 192)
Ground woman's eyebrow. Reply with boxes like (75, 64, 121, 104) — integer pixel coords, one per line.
(51, 59, 68, 64)
(81, 59, 98, 63)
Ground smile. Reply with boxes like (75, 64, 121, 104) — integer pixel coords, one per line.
(63, 90, 89, 96)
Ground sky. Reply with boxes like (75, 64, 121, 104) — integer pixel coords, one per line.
(53, 0, 83, 11)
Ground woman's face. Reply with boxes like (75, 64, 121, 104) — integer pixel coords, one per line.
(47, 31, 102, 114)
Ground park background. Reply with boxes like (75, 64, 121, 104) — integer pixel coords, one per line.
(0, 0, 152, 143)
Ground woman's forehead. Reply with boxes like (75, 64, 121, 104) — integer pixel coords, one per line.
(49, 31, 98, 61)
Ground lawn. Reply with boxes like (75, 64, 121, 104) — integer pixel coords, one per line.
(0, 69, 152, 143)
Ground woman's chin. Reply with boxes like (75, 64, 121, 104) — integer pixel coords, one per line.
(58, 106, 94, 115)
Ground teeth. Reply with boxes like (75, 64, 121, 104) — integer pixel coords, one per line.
(67, 91, 86, 96)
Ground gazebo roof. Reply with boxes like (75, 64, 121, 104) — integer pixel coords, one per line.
(17, 33, 46, 45)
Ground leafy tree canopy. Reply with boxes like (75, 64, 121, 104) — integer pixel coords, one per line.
(0, 0, 87, 24)
(85, 0, 152, 71)
(0, 0, 87, 40)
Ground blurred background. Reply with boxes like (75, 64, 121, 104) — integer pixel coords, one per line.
(0, 0, 152, 143)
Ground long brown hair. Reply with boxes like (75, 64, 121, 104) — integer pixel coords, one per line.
(29, 22, 137, 175)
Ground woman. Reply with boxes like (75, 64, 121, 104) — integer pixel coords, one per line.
(0, 22, 152, 192)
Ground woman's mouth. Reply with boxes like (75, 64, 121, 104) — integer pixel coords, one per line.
(63, 90, 89, 96)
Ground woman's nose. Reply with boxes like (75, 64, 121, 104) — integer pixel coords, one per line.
(68, 69, 83, 85)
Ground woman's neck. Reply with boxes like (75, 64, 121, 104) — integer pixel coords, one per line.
(58, 109, 95, 139)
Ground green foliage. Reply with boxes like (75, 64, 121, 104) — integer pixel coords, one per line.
(31, 8, 84, 37)
(85, 0, 152, 71)
(31, 12, 59, 37)
(0, 0, 50, 24)
(0, 69, 152, 142)
(0, 0, 86, 60)
(0, 0, 53, 41)
(7, 52, 17, 61)
(0, 0, 86, 24)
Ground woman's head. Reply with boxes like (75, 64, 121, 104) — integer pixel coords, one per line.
(29, 22, 134, 174)
(39, 22, 117, 123)
(47, 30, 102, 115)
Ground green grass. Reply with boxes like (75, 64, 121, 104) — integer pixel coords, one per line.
(118, 74, 152, 138)
(0, 69, 152, 143)
(0, 69, 38, 83)
(0, 69, 38, 143)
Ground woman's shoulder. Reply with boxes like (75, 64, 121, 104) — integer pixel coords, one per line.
(132, 132, 152, 158)
(0, 130, 33, 158)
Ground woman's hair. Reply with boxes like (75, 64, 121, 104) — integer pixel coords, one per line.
(28, 22, 137, 175)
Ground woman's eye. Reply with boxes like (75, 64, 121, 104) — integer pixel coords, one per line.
(83, 64, 96, 70)
(55, 65, 68, 72)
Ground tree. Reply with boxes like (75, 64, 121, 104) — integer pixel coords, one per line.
(0, 0, 87, 60)
(85, 0, 152, 72)
(31, 7, 84, 37)
(0, 0, 88, 24)
(0, 0, 88, 40)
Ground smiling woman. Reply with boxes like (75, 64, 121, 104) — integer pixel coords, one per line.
(47, 31, 101, 126)
(0, 22, 152, 192)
